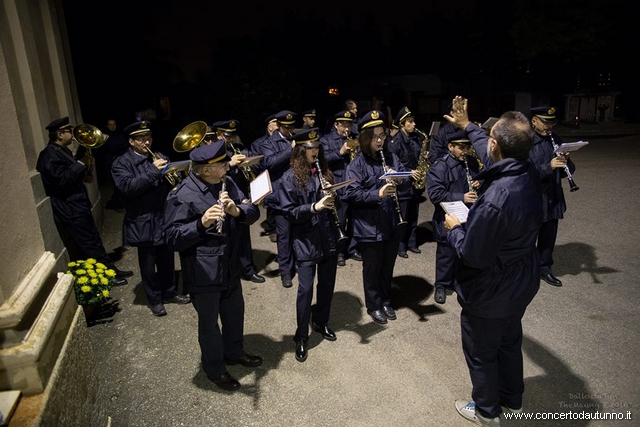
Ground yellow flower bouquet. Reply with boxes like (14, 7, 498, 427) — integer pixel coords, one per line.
(67, 258, 115, 307)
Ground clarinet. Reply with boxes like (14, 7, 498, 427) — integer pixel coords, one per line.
(549, 134, 579, 192)
(314, 158, 348, 241)
(215, 177, 227, 234)
(378, 146, 407, 226)
(463, 155, 475, 193)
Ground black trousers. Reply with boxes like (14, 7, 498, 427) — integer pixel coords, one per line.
(537, 219, 559, 272)
(238, 223, 257, 276)
(137, 244, 177, 305)
(274, 211, 295, 277)
(191, 283, 245, 379)
(54, 215, 114, 268)
(398, 196, 420, 252)
(294, 254, 338, 340)
(359, 239, 400, 311)
(461, 309, 526, 419)
(434, 241, 457, 291)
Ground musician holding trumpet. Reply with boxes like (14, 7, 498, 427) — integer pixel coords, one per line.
(112, 121, 190, 316)
(344, 110, 411, 325)
(163, 140, 263, 391)
(277, 128, 341, 362)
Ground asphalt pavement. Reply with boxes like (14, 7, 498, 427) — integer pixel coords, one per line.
(85, 122, 640, 427)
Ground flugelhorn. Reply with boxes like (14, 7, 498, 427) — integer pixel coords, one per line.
(146, 148, 182, 187)
(314, 157, 348, 242)
(378, 146, 407, 226)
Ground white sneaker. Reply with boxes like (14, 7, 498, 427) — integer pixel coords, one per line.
(455, 400, 501, 426)
(501, 404, 522, 414)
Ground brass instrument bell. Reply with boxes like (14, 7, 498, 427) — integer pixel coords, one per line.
(173, 121, 208, 152)
(72, 123, 107, 149)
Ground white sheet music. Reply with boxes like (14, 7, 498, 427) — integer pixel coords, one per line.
(249, 170, 272, 205)
(554, 140, 589, 153)
(440, 201, 470, 224)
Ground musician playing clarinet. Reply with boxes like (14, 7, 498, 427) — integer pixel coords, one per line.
(344, 111, 411, 325)
(277, 128, 341, 362)
(528, 106, 576, 287)
(426, 133, 481, 305)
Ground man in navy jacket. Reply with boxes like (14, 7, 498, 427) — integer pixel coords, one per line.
(443, 97, 543, 427)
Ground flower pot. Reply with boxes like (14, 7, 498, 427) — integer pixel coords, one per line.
(82, 304, 98, 326)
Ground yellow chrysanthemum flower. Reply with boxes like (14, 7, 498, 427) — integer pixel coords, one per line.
(96, 262, 107, 269)
(77, 269, 87, 275)
(68, 261, 77, 267)
(81, 285, 91, 293)
(100, 277, 109, 285)
(86, 258, 97, 264)
(83, 263, 92, 269)
(88, 271, 97, 278)
(102, 290, 110, 297)
(96, 268, 104, 274)
(90, 278, 99, 285)
(76, 276, 89, 284)
(105, 269, 116, 277)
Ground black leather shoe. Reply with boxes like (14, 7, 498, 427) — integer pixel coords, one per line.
(242, 273, 266, 283)
(397, 251, 408, 258)
(150, 303, 167, 317)
(382, 305, 397, 320)
(434, 288, 447, 304)
(112, 277, 128, 287)
(225, 354, 263, 367)
(312, 323, 337, 341)
(541, 272, 562, 287)
(209, 372, 241, 391)
(281, 274, 293, 288)
(367, 309, 388, 325)
(113, 267, 134, 278)
(295, 339, 308, 362)
(408, 247, 421, 254)
(349, 252, 363, 262)
(164, 294, 191, 304)
(337, 255, 346, 267)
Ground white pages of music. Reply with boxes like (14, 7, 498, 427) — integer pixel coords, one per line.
(554, 140, 589, 153)
(440, 201, 470, 224)
(250, 170, 272, 205)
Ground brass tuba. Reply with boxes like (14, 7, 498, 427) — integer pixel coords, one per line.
(72, 123, 107, 183)
(173, 121, 208, 152)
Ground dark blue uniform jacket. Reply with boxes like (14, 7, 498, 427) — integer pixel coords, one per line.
(163, 173, 260, 293)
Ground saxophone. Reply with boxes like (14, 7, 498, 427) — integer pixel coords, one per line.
(413, 127, 430, 190)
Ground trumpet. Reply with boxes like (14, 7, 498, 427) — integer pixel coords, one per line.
(346, 137, 359, 161)
(314, 158, 348, 241)
(549, 134, 579, 192)
(378, 146, 407, 226)
(232, 144, 256, 182)
(146, 148, 182, 187)
(215, 176, 227, 234)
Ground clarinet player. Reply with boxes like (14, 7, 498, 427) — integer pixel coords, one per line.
(529, 106, 576, 287)
(277, 128, 340, 362)
(344, 111, 411, 325)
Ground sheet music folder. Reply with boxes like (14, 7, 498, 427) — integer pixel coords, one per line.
(440, 201, 470, 224)
(249, 169, 272, 205)
(379, 171, 413, 180)
(323, 178, 355, 192)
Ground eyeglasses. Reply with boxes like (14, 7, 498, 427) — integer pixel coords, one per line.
(373, 133, 387, 142)
(134, 135, 153, 142)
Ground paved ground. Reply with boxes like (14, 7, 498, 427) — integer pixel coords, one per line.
(86, 123, 640, 427)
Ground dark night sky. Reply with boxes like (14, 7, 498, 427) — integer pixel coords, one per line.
(60, 0, 635, 142)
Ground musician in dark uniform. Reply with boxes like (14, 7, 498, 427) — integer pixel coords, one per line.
(300, 109, 317, 130)
(36, 116, 131, 285)
(443, 96, 542, 426)
(278, 128, 340, 362)
(529, 106, 575, 287)
(261, 110, 298, 288)
(426, 133, 480, 304)
(251, 114, 278, 238)
(212, 119, 265, 284)
(320, 110, 360, 266)
(388, 106, 424, 258)
(163, 140, 263, 392)
(344, 110, 411, 325)
(112, 121, 190, 316)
